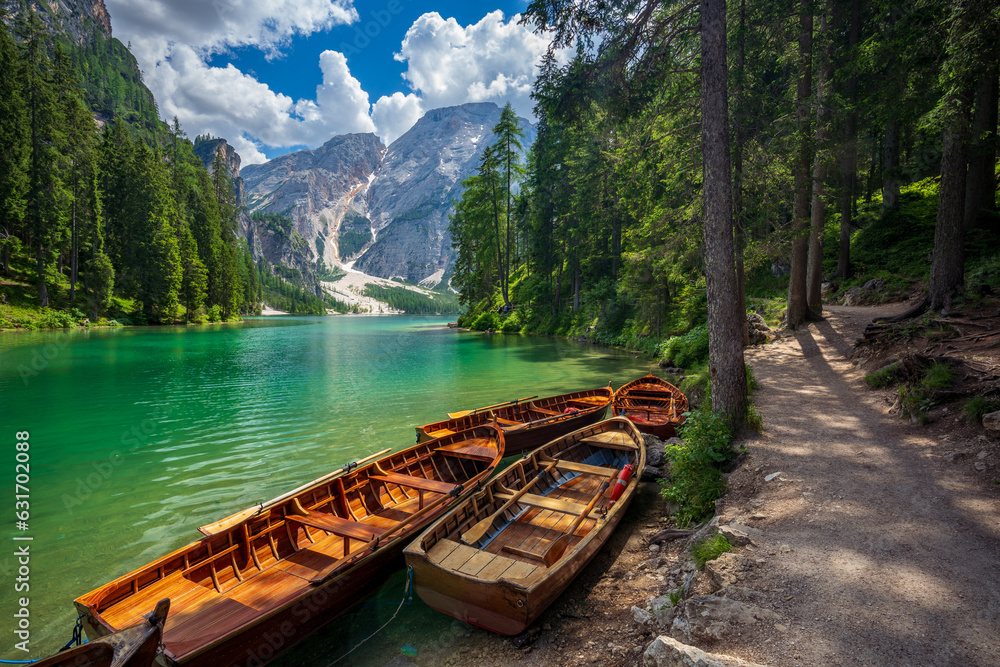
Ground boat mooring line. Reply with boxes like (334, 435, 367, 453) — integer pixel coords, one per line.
(325, 566, 414, 666)
(0, 617, 87, 664)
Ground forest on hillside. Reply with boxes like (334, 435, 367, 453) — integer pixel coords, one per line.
(0, 9, 266, 326)
(451, 0, 1000, 417)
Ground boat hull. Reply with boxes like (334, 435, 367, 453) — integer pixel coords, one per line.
(74, 427, 504, 666)
(405, 418, 644, 635)
(408, 483, 635, 635)
(613, 374, 688, 438)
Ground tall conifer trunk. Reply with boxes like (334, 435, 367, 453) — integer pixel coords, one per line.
(701, 0, 747, 429)
(786, 0, 812, 328)
(807, 4, 832, 313)
(836, 0, 859, 279)
(733, 0, 749, 346)
(964, 59, 999, 230)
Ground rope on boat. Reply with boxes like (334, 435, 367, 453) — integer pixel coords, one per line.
(325, 566, 414, 666)
(0, 616, 87, 664)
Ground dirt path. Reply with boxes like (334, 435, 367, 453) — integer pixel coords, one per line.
(714, 304, 1000, 666)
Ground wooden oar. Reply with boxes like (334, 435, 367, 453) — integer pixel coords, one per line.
(460, 460, 559, 545)
(198, 447, 392, 535)
(448, 396, 537, 419)
(540, 472, 616, 566)
(310, 482, 465, 585)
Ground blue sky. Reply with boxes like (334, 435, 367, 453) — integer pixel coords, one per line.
(103, 0, 546, 163)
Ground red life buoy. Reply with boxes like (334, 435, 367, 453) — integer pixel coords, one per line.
(608, 464, 634, 507)
(563, 407, 580, 414)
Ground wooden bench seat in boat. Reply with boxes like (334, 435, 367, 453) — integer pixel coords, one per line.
(494, 491, 602, 519)
(425, 427, 457, 438)
(427, 539, 539, 582)
(435, 437, 497, 462)
(567, 396, 608, 406)
(531, 407, 561, 416)
(544, 459, 618, 477)
(493, 417, 522, 426)
(369, 473, 456, 494)
(284, 512, 387, 541)
(579, 432, 639, 450)
(370, 472, 457, 509)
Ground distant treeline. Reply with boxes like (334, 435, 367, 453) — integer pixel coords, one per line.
(363, 284, 459, 314)
(259, 264, 356, 315)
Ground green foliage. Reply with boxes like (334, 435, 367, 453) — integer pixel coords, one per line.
(251, 211, 295, 238)
(659, 324, 709, 369)
(257, 260, 352, 315)
(691, 534, 733, 570)
(849, 179, 937, 280)
(922, 361, 954, 390)
(363, 284, 459, 314)
(966, 254, 1000, 295)
(963, 397, 1000, 423)
(746, 403, 763, 432)
(659, 408, 735, 527)
(865, 361, 902, 389)
(337, 228, 371, 259)
(898, 384, 933, 424)
(668, 589, 683, 607)
(746, 364, 759, 394)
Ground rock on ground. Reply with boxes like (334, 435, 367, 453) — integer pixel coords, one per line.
(644, 636, 768, 667)
(983, 410, 1000, 433)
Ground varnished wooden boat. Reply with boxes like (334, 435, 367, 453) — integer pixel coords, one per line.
(34, 600, 168, 667)
(416, 387, 613, 455)
(74, 427, 504, 666)
(613, 374, 688, 438)
(404, 418, 645, 635)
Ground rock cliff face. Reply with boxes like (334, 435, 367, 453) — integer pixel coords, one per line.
(242, 102, 534, 286)
(2, 0, 112, 44)
(356, 103, 530, 283)
(242, 133, 384, 271)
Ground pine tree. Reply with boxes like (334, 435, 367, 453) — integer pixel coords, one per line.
(20, 10, 70, 307)
(53, 44, 102, 304)
(0, 15, 28, 275)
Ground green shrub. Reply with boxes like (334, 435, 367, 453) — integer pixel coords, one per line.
(679, 361, 711, 408)
(963, 396, 999, 423)
(898, 385, 933, 424)
(865, 361, 902, 389)
(922, 361, 954, 390)
(659, 324, 709, 369)
(966, 254, 1000, 294)
(692, 534, 733, 569)
(206, 305, 222, 322)
(659, 408, 734, 527)
(36, 309, 79, 329)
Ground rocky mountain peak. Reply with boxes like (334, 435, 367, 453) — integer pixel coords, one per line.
(2, 0, 112, 44)
(238, 102, 533, 287)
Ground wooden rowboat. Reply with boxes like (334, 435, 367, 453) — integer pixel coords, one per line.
(74, 427, 504, 666)
(613, 374, 688, 438)
(34, 599, 168, 667)
(417, 387, 613, 455)
(404, 418, 645, 635)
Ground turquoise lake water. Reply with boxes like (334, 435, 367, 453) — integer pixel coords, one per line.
(0, 315, 654, 662)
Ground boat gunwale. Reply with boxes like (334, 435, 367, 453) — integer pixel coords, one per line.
(416, 387, 614, 439)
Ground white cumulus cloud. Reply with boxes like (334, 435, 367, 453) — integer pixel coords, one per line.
(106, 2, 554, 164)
(371, 92, 423, 146)
(394, 11, 549, 118)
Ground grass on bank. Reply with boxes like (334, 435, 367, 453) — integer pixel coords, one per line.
(692, 533, 733, 569)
